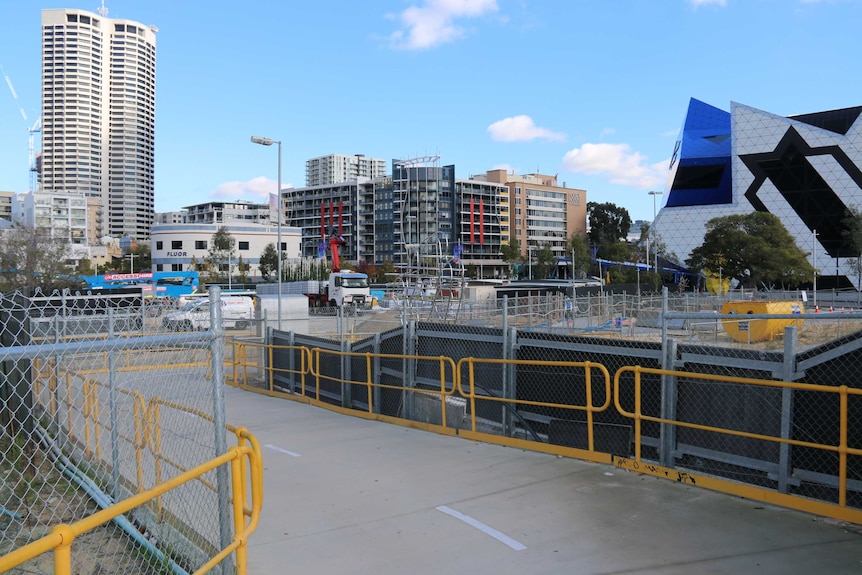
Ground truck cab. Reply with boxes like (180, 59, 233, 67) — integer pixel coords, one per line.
(329, 271, 370, 306)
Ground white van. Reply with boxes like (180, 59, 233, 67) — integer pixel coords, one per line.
(162, 296, 255, 331)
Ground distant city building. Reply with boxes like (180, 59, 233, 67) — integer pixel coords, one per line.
(0, 191, 14, 223)
(628, 220, 650, 241)
(12, 191, 89, 245)
(305, 154, 387, 187)
(41, 8, 157, 240)
(150, 223, 300, 278)
(655, 98, 862, 289)
(451, 175, 510, 276)
(154, 211, 186, 225)
(182, 200, 273, 225)
(481, 170, 587, 258)
(285, 179, 374, 263)
(285, 159, 588, 278)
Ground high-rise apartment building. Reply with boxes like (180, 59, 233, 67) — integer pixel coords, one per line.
(483, 170, 586, 257)
(41, 8, 157, 240)
(305, 154, 387, 187)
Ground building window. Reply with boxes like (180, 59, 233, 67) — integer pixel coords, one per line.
(155, 264, 163, 271)
(171, 240, 182, 250)
(238, 241, 249, 251)
(195, 240, 207, 250)
(171, 264, 183, 272)
(156, 241, 163, 250)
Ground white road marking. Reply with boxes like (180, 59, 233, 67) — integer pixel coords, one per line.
(265, 444, 301, 457)
(436, 505, 526, 551)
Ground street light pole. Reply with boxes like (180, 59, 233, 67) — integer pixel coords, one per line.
(649, 191, 663, 273)
(126, 253, 137, 274)
(813, 229, 818, 311)
(251, 135, 283, 330)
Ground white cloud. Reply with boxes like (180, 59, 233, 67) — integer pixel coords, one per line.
(487, 115, 565, 142)
(209, 176, 292, 202)
(687, 0, 727, 6)
(562, 143, 669, 189)
(389, 0, 499, 50)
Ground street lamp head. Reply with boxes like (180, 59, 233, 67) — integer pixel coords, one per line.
(250, 135, 275, 146)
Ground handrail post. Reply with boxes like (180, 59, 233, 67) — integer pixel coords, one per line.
(52, 524, 75, 575)
(659, 339, 678, 468)
(778, 325, 797, 493)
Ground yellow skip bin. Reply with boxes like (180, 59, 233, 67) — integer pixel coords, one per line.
(721, 301, 804, 343)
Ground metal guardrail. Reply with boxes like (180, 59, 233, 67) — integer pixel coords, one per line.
(0, 427, 263, 575)
(226, 341, 862, 525)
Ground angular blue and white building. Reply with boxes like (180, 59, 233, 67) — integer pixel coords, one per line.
(654, 98, 862, 289)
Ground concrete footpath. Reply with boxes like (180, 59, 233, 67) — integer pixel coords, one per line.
(226, 386, 862, 575)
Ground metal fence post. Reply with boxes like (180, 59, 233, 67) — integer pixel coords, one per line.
(108, 346, 120, 501)
(372, 333, 381, 414)
(342, 337, 352, 409)
(660, 286, 669, 370)
(0, 292, 34, 438)
(659, 338, 678, 468)
(208, 287, 233, 575)
(778, 325, 798, 493)
(287, 330, 297, 393)
(503, 325, 518, 436)
(403, 320, 416, 419)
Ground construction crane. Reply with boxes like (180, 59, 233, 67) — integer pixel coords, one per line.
(2, 64, 42, 193)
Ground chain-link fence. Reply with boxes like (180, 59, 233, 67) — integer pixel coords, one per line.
(226, 287, 862, 523)
(0, 288, 240, 574)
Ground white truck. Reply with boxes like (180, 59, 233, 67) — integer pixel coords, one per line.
(162, 296, 255, 331)
(283, 271, 371, 307)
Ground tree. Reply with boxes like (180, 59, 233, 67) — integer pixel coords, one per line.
(533, 244, 555, 279)
(0, 226, 82, 293)
(121, 243, 151, 273)
(377, 259, 397, 283)
(237, 255, 250, 282)
(587, 202, 632, 255)
(355, 260, 380, 282)
(206, 226, 236, 282)
(686, 212, 815, 289)
(258, 243, 278, 281)
(566, 233, 591, 279)
(500, 238, 522, 278)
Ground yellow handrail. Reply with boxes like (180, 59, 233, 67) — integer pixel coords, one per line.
(0, 428, 263, 575)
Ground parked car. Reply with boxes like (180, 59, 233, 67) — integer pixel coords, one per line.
(162, 296, 254, 331)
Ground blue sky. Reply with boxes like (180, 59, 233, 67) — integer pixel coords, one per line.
(1, 0, 860, 221)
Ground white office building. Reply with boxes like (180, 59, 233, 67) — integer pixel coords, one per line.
(13, 191, 89, 246)
(150, 223, 301, 280)
(305, 154, 387, 187)
(41, 8, 157, 240)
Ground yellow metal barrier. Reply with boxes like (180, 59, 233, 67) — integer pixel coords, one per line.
(0, 427, 263, 575)
(222, 342, 862, 524)
(310, 348, 457, 417)
(614, 366, 862, 524)
(456, 358, 612, 451)
(227, 340, 312, 394)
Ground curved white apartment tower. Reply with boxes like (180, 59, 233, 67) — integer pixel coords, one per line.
(41, 8, 156, 240)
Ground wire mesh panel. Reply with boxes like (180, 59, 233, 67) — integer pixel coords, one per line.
(255, 289, 862, 521)
(0, 289, 231, 574)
